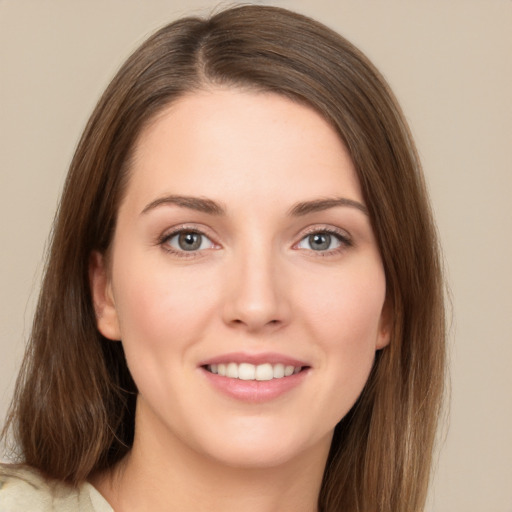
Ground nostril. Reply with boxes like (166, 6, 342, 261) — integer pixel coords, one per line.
(230, 318, 280, 327)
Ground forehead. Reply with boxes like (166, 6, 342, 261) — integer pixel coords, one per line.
(124, 87, 362, 212)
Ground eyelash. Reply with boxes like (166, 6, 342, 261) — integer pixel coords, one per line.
(294, 226, 353, 256)
(157, 225, 353, 259)
(158, 225, 218, 259)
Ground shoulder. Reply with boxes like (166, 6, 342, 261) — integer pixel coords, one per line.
(0, 463, 112, 512)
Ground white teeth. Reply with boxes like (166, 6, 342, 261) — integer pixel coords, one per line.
(226, 362, 238, 378)
(207, 362, 303, 380)
(273, 363, 285, 379)
(238, 363, 255, 380)
(255, 363, 273, 381)
(284, 365, 295, 377)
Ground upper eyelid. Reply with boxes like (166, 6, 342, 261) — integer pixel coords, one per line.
(296, 224, 352, 240)
(159, 223, 218, 242)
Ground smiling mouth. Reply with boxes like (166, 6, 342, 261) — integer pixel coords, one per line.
(204, 362, 305, 381)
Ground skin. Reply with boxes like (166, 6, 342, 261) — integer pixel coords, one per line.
(90, 88, 390, 512)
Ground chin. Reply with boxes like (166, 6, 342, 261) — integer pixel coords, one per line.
(192, 419, 333, 470)
(206, 442, 311, 470)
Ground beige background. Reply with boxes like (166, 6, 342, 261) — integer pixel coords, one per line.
(1, 0, 511, 510)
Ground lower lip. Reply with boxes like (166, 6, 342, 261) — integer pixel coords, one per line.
(200, 367, 309, 403)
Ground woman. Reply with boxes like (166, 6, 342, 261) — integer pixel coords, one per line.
(0, 5, 445, 511)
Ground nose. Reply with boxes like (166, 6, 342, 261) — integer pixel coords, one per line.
(221, 245, 291, 333)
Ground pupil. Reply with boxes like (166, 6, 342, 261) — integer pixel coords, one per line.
(310, 233, 331, 251)
(178, 232, 201, 251)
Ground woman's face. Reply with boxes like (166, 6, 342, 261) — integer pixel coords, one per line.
(92, 88, 390, 469)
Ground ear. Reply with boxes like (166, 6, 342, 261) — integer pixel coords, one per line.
(89, 251, 121, 340)
(376, 296, 393, 350)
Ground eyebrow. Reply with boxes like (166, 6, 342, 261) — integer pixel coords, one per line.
(141, 195, 225, 216)
(140, 194, 368, 217)
(288, 197, 368, 216)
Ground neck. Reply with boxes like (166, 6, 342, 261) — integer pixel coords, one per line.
(92, 402, 331, 512)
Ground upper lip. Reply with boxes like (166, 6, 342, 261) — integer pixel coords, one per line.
(198, 352, 309, 368)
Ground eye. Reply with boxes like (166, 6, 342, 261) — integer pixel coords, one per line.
(296, 230, 350, 252)
(164, 230, 215, 252)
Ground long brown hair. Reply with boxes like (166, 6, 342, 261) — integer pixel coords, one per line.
(2, 5, 445, 511)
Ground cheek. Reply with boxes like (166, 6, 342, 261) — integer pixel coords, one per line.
(298, 260, 386, 403)
(111, 256, 218, 363)
(302, 261, 386, 345)
(110, 259, 222, 416)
